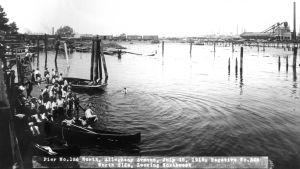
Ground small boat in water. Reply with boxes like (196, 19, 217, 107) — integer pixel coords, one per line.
(44, 121, 141, 146)
(64, 77, 107, 91)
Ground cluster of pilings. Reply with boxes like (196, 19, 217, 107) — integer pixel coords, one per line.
(90, 36, 108, 83)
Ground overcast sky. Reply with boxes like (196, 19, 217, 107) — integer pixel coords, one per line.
(1, 0, 299, 36)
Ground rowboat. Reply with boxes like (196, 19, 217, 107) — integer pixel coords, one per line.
(44, 121, 141, 146)
(63, 77, 107, 91)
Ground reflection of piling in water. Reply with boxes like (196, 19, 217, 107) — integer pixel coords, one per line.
(240, 47, 243, 71)
(286, 56, 289, 72)
(190, 42, 192, 56)
(162, 41, 164, 56)
(257, 42, 259, 52)
(232, 43, 234, 52)
(235, 57, 238, 76)
(293, 47, 297, 68)
(44, 34, 48, 69)
(213, 42, 216, 53)
(278, 56, 281, 71)
(117, 50, 122, 59)
(228, 58, 230, 74)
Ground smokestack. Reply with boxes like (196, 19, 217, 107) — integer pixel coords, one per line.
(293, 2, 296, 40)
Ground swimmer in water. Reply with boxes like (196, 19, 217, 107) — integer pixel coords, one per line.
(122, 87, 128, 94)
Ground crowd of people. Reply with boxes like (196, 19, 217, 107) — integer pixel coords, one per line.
(14, 68, 98, 136)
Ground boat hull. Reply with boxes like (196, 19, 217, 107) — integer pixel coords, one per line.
(44, 121, 141, 146)
(63, 77, 107, 91)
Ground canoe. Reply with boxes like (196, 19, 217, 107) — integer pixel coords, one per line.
(44, 121, 141, 145)
(63, 77, 107, 91)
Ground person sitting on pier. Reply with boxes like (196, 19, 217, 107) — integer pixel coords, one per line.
(84, 103, 98, 124)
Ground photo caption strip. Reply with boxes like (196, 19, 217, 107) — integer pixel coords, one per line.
(33, 156, 269, 168)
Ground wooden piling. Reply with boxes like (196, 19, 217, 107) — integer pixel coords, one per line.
(64, 42, 69, 66)
(93, 39, 99, 81)
(190, 42, 192, 55)
(232, 42, 234, 52)
(100, 40, 108, 81)
(293, 47, 297, 68)
(90, 40, 95, 81)
(240, 47, 243, 71)
(96, 38, 102, 81)
(44, 34, 48, 69)
(54, 40, 60, 72)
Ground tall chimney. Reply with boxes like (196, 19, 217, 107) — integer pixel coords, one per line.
(293, 2, 296, 40)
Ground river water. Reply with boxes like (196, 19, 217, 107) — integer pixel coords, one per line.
(34, 42, 300, 169)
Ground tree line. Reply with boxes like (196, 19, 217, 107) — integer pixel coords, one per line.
(0, 5, 18, 34)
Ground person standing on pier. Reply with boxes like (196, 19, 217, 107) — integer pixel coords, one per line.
(44, 68, 50, 84)
(26, 80, 33, 99)
(51, 68, 56, 82)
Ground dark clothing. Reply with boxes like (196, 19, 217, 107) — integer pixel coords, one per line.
(26, 81, 33, 98)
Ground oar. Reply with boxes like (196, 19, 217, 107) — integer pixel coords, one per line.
(69, 123, 98, 134)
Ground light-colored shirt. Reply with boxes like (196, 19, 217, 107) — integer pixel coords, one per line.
(85, 108, 94, 118)
(56, 98, 64, 108)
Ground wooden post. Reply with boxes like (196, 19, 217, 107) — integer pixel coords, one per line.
(96, 38, 102, 81)
(64, 42, 69, 66)
(278, 56, 281, 71)
(162, 41, 164, 56)
(54, 40, 60, 72)
(293, 47, 297, 68)
(37, 39, 39, 68)
(232, 42, 234, 52)
(93, 38, 99, 81)
(240, 47, 243, 71)
(44, 34, 48, 69)
(100, 40, 108, 81)
(90, 40, 95, 81)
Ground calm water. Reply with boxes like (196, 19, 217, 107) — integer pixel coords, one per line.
(34, 42, 300, 169)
